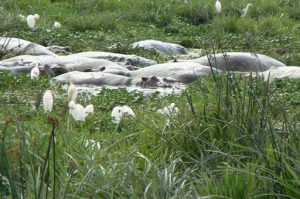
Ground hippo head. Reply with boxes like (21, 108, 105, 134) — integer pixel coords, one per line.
(139, 76, 174, 88)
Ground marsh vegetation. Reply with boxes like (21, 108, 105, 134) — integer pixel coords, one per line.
(0, 0, 300, 198)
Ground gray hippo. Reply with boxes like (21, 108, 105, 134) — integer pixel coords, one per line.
(128, 62, 219, 83)
(190, 52, 286, 72)
(259, 66, 300, 82)
(70, 51, 157, 67)
(52, 71, 172, 88)
(0, 37, 56, 56)
(0, 55, 129, 76)
(131, 39, 188, 56)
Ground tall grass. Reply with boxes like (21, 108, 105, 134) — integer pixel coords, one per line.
(0, 68, 299, 198)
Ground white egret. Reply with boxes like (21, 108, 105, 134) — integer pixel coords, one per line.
(17, 14, 26, 21)
(85, 104, 94, 114)
(111, 105, 136, 124)
(157, 103, 179, 116)
(53, 21, 61, 28)
(67, 83, 78, 102)
(68, 101, 93, 122)
(26, 14, 39, 29)
(215, 0, 222, 15)
(26, 15, 35, 29)
(73, 104, 87, 121)
(33, 14, 40, 20)
(43, 90, 53, 112)
(30, 66, 40, 80)
(241, 3, 252, 17)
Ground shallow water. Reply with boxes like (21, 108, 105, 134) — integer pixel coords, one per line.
(62, 84, 187, 96)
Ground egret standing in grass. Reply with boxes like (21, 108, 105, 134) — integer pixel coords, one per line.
(43, 90, 53, 112)
(30, 66, 40, 80)
(26, 14, 40, 29)
(241, 3, 252, 17)
(68, 101, 94, 122)
(53, 21, 61, 28)
(111, 105, 136, 124)
(215, 0, 222, 15)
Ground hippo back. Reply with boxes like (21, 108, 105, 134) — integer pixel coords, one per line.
(194, 52, 286, 72)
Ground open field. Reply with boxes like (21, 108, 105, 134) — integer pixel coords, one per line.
(0, 0, 300, 198)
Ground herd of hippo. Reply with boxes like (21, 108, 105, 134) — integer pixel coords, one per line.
(1, 37, 299, 93)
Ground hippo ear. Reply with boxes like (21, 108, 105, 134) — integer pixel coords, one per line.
(100, 67, 106, 71)
(141, 77, 148, 81)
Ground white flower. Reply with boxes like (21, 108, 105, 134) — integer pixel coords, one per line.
(43, 90, 53, 112)
(53, 21, 61, 28)
(26, 15, 36, 29)
(157, 103, 179, 116)
(68, 83, 78, 102)
(111, 105, 136, 124)
(30, 66, 40, 80)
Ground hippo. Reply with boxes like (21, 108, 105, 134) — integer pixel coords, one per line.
(70, 51, 157, 67)
(0, 55, 129, 76)
(259, 66, 300, 82)
(190, 52, 286, 72)
(128, 62, 219, 83)
(131, 39, 188, 56)
(0, 37, 56, 56)
(52, 71, 172, 88)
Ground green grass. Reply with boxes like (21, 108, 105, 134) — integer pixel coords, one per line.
(1, 0, 300, 198)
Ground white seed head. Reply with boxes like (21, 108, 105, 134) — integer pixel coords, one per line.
(68, 83, 78, 102)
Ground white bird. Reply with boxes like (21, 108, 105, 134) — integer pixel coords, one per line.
(17, 14, 26, 21)
(67, 83, 78, 102)
(33, 14, 40, 20)
(68, 101, 93, 122)
(53, 21, 61, 28)
(111, 105, 136, 124)
(241, 3, 252, 17)
(43, 90, 53, 112)
(30, 66, 40, 80)
(157, 103, 179, 116)
(215, 0, 222, 15)
(26, 14, 39, 29)
(85, 104, 94, 114)
(73, 104, 87, 121)
(26, 15, 36, 29)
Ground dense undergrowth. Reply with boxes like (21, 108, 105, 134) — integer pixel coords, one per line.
(1, 0, 300, 198)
